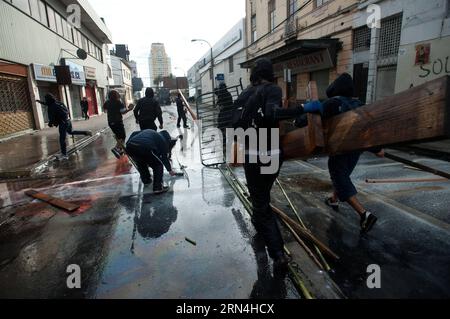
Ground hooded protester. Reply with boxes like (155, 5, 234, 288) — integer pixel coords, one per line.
(36, 94, 92, 160)
(103, 90, 132, 159)
(301, 73, 384, 234)
(175, 93, 189, 129)
(237, 58, 304, 271)
(216, 83, 234, 131)
(126, 130, 178, 194)
(134, 88, 164, 131)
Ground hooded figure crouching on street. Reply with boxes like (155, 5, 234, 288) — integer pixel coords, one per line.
(37, 94, 92, 160)
(126, 130, 178, 194)
(300, 73, 384, 234)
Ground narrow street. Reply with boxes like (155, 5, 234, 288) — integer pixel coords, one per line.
(0, 105, 449, 299)
(0, 106, 301, 299)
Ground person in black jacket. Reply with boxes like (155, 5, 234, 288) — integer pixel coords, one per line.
(104, 90, 133, 159)
(240, 58, 304, 271)
(126, 130, 178, 194)
(301, 73, 384, 234)
(37, 94, 92, 160)
(134, 88, 163, 131)
(81, 97, 89, 120)
(175, 93, 189, 129)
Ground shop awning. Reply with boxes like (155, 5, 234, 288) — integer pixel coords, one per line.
(240, 38, 342, 69)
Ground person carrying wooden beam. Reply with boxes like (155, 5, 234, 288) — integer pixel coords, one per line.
(301, 73, 385, 234)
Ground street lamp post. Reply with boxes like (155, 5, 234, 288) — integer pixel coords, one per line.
(191, 39, 216, 106)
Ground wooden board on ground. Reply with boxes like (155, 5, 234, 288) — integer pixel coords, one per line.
(25, 190, 80, 212)
(282, 76, 450, 160)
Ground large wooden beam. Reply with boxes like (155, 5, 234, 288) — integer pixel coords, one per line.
(283, 76, 450, 160)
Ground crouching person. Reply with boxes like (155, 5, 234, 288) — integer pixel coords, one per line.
(126, 130, 178, 194)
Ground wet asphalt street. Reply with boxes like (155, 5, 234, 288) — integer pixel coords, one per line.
(0, 106, 299, 299)
(0, 104, 449, 299)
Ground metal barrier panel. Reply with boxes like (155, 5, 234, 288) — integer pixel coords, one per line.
(196, 83, 243, 167)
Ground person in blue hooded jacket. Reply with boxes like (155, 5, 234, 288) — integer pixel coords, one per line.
(301, 73, 385, 234)
(126, 130, 178, 194)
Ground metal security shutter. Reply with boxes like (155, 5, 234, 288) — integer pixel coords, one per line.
(0, 73, 34, 137)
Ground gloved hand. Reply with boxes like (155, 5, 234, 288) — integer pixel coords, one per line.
(303, 100, 323, 114)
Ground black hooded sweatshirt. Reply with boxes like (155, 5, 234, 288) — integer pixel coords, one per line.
(134, 89, 163, 124)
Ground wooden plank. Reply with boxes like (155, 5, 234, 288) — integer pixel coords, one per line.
(25, 190, 80, 212)
(282, 76, 450, 160)
(281, 114, 325, 159)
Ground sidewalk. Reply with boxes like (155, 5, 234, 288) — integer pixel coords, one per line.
(0, 114, 127, 178)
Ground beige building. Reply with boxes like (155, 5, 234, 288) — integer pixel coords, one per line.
(148, 43, 172, 87)
(243, 0, 359, 104)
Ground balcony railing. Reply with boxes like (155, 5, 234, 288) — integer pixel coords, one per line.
(285, 17, 298, 39)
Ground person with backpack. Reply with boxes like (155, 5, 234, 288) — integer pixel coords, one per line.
(175, 93, 189, 129)
(103, 90, 133, 159)
(234, 58, 304, 271)
(37, 94, 92, 160)
(300, 73, 384, 234)
(134, 88, 164, 131)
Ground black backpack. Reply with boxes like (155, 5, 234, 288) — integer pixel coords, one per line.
(232, 83, 270, 130)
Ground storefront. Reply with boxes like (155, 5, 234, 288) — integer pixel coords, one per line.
(32, 63, 60, 124)
(84, 66, 99, 116)
(242, 39, 340, 104)
(66, 61, 87, 120)
(0, 60, 35, 137)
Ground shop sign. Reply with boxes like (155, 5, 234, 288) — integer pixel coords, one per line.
(66, 61, 86, 86)
(273, 49, 334, 76)
(84, 66, 97, 80)
(33, 64, 57, 83)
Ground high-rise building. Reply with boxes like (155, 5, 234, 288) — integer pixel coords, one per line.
(148, 43, 172, 87)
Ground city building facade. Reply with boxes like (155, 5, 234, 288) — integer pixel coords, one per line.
(148, 43, 172, 88)
(188, 18, 249, 98)
(110, 55, 133, 106)
(0, 0, 112, 137)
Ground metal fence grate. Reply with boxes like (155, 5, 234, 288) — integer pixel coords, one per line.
(378, 14, 403, 59)
(0, 73, 34, 137)
(196, 83, 243, 167)
(353, 26, 371, 52)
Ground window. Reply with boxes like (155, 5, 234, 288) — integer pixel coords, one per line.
(38, 0, 47, 26)
(447, 0, 450, 17)
(229, 56, 234, 73)
(11, 0, 30, 15)
(251, 14, 257, 43)
(378, 14, 403, 58)
(315, 0, 330, 8)
(46, 6, 56, 32)
(67, 23, 73, 42)
(55, 12, 63, 36)
(288, 0, 297, 17)
(268, 0, 276, 32)
(353, 26, 371, 52)
(29, 0, 40, 20)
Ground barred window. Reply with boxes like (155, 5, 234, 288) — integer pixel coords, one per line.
(353, 26, 371, 52)
(378, 14, 403, 58)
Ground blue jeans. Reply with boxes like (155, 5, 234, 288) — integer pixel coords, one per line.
(58, 121, 89, 155)
(328, 152, 362, 202)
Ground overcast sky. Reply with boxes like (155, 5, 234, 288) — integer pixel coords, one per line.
(88, 0, 245, 86)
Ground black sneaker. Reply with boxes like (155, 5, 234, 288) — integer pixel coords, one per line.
(273, 252, 291, 271)
(325, 197, 340, 212)
(153, 186, 170, 195)
(361, 212, 378, 234)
